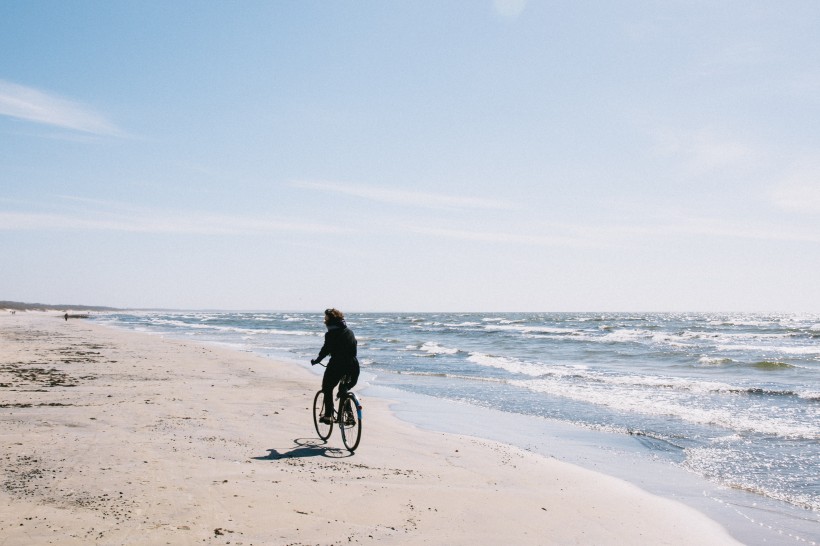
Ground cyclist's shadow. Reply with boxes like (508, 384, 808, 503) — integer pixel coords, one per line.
(252, 438, 352, 460)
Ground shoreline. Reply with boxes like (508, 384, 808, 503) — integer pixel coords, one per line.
(369, 384, 819, 546)
(1, 313, 741, 544)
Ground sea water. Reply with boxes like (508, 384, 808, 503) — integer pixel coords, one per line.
(94, 311, 819, 542)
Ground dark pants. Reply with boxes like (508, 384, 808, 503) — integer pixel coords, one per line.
(321, 362, 347, 417)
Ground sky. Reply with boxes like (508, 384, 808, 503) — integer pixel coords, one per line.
(1, 1, 819, 312)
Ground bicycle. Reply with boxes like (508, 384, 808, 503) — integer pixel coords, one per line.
(311, 366, 362, 452)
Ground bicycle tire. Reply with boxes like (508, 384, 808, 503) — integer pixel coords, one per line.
(313, 390, 332, 441)
(339, 393, 362, 452)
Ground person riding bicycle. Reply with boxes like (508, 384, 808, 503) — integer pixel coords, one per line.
(311, 308, 360, 425)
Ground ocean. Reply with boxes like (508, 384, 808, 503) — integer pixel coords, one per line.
(94, 311, 819, 543)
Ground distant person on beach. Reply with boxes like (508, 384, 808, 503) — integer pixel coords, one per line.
(64, 312, 68, 321)
(311, 308, 360, 424)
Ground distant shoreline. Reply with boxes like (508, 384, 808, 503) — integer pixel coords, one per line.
(0, 300, 119, 312)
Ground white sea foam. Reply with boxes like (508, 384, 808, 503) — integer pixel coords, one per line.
(466, 352, 749, 395)
(798, 390, 820, 401)
(683, 447, 820, 512)
(697, 356, 734, 366)
(716, 343, 820, 355)
(482, 324, 583, 337)
(467, 352, 548, 377)
(419, 342, 459, 355)
(510, 378, 820, 440)
(708, 434, 743, 444)
(599, 329, 656, 343)
(598, 373, 738, 394)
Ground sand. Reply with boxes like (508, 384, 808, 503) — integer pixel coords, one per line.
(0, 312, 740, 545)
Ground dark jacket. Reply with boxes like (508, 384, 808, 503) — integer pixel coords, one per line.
(316, 320, 358, 369)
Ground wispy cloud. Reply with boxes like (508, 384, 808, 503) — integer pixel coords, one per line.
(0, 80, 121, 136)
(293, 180, 517, 211)
(409, 225, 592, 247)
(0, 198, 343, 235)
(493, 0, 528, 19)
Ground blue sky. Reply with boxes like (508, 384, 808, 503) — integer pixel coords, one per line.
(2, 1, 819, 312)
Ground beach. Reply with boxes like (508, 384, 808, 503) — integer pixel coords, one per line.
(0, 313, 740, 545)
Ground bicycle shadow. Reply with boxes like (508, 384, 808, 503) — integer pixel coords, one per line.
(251, 438, 352, 461)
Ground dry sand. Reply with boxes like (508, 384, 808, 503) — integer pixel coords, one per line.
(0, 313, 740, 545)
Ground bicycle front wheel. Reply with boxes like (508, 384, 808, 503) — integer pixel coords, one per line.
(313, 390, 332, 441)
(339, 394, 362, 452)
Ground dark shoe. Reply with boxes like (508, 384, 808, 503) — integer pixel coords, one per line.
(320, 415, 334, 425)
(344, 410, 356, 426)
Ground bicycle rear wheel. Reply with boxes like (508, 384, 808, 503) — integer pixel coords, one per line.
(313, 390, 332, 441)
(339, 393, 362, 452)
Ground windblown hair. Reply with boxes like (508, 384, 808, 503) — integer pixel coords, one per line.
(324, 308, 345, 322)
